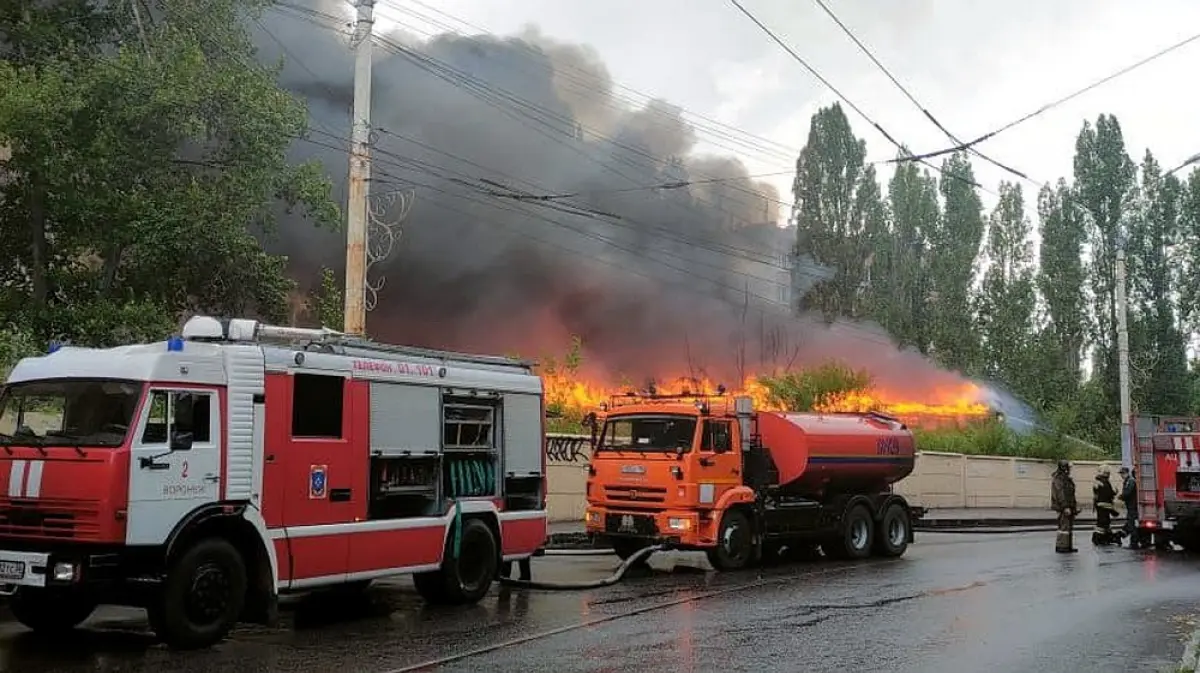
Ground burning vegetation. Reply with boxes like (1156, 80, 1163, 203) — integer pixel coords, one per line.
(538, 338, 991, 434)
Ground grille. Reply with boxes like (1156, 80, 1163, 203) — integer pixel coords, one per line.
(604, 512, 657, 536)
(603, 485, 667, 503)
(0, 498, 102, 541)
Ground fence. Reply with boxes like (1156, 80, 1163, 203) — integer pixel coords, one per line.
(543, 434, 1118, 522)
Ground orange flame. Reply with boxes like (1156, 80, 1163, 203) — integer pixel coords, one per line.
(542, 371, 990, 426)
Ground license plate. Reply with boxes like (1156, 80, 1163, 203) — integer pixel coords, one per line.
(0, 560, 24, 580)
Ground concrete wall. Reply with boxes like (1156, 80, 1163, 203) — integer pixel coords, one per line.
(543, 434, 1118, 522)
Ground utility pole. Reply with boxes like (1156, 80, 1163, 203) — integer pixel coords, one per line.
(1115, 236, 1132, 469)
(343, 0, 375, 335)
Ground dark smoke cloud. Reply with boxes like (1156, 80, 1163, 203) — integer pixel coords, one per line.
(254, 1, 970, 394)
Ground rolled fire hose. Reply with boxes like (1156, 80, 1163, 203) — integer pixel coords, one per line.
(497, 544, 663, 590)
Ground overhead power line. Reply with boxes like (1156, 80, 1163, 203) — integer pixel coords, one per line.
(811, 0, 1037, 188)
(726, 0, 992, 195)
(379, 0, 802, 167)
(893, 29, 1200, 165)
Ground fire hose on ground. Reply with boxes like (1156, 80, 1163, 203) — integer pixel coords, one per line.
(497, 544, 664, 590)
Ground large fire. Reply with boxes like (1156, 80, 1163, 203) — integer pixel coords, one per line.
(542, 372, 991, 428)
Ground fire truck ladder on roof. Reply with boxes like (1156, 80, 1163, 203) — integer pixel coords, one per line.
(180, 315, 534, 370)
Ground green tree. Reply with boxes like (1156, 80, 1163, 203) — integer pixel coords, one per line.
(0, 0, 338, 346)
(928, 152, 984, 374)
(1073, 114, 1135, 410)
(309, 267, 344, 331)
(872, 157, 938, 351)
(977, 181, 1036, 391)
(1036, 179, 1088, 401)
(1126, 151, 1189, 414)
(790, 103, 887, 320)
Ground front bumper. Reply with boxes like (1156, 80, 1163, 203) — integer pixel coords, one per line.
(0, 550, 51, 588)
(584, 507, 712, 547)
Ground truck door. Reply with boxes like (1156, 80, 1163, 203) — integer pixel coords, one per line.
(696, 420, 740, 507)
(127, 388, 222, 545)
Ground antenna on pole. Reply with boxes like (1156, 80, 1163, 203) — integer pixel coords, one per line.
(343, 0, 375, 336)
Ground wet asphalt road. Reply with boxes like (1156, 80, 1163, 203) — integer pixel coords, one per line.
(0, 531, 1196, 673)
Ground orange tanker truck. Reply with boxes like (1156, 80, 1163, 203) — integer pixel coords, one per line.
(582, 393, 924, 569)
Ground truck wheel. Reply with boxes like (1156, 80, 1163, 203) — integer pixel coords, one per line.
(415, 517, 498, 606)
(149, 537, 247, 650)
(873, 504, 910, 557)
(827, 504, 874, 560)
(10, 587, 96, 634)
(706, 509, 754, 571)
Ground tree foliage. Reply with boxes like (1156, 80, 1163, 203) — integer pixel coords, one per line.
(789, 103, 1200, 458)
(754, 362, 872, 411)
(0, 0, 338, 348)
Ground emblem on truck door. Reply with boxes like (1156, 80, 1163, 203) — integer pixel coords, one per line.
(621, 465, 646, 474)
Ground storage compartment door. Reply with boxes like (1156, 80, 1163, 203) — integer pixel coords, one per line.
(369, 383, 441, 456)
(502, 393, 543, 477)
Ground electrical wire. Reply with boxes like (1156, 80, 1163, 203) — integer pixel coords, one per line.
(378, 0, 801, 168)
(810, 0, 1038, 188)
(893, 29, 1200, 165)
(726, 0, 993, 196)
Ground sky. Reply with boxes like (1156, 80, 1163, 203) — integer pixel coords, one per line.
(375, 0, 1200, 221)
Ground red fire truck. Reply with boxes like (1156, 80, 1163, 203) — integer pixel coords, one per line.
(0, 316, 548, 648)
(1132, 414, 1200, 550)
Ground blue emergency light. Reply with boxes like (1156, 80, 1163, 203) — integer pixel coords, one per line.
(48, 341, 62, 354)
(167, 336, 185, 352)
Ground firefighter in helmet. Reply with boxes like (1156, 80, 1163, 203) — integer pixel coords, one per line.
(1091, 467, 1119, 545)
(1051, 459, 1078, 553)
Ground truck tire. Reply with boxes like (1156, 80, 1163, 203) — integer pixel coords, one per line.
(825, 504, 874, 560)
(873, 503, 910, 557)
(414, 517, 498, 605)
(149, 537, 247, 650)
(10, 587, 96, 634)
(706, 509, 754, 571)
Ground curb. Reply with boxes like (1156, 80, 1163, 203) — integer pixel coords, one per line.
(915, 517, 1100, 528)
(542, 518, 1102, 549)
(1179, 625, 1200, 672)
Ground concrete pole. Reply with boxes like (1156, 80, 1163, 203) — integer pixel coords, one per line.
(343, 0, 375, 335)
(1115, 242, 1132, 469)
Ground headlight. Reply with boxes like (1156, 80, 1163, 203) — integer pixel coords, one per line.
(52, 562, 77, 582)
(668, 517, 692, 531)
(585, 510, 601, 525)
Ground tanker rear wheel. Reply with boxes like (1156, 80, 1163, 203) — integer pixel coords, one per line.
(873, 503, 910, 557)
(707, 509, 754, 571)
(824, 504, 874, 560)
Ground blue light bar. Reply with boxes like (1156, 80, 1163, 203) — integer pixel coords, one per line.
(167, 336, 185, 352)
(48, 341, 62, 354)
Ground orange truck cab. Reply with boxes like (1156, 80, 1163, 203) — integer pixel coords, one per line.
(584, 393, 923, 569)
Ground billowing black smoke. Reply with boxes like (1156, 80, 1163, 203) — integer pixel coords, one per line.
(254, 1, 965, 394)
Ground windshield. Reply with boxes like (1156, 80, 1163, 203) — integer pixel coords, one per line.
(0, 379, 143, 447)
(598, 415, 697, 453)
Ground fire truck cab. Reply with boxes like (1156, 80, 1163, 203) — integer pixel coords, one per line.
(1133, 414, 1200, 550)
(0, 316, 548, 648)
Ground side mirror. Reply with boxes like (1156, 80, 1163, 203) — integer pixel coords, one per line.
(170, 431, 194, 452)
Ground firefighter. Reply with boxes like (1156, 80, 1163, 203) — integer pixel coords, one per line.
(1051, 459, 1078, 553)
(1091, 467, 1119, 545)
(1118, 466, 1141, 548)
